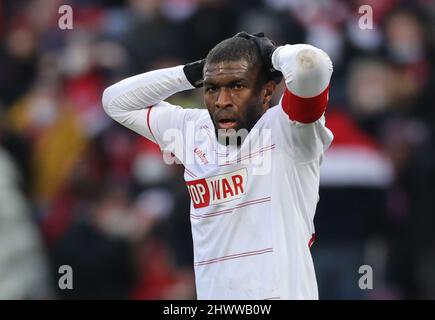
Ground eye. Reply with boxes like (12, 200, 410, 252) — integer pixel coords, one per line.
(233, 83, 244, 90)
(205, 86, 218, 93)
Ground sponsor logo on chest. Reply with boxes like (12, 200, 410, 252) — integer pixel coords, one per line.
(186, 168, 247, 208)
(194, 147, 208, 164)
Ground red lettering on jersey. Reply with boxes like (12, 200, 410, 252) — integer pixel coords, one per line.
(231, 174, 244, 195)
(186, 168, 247, 209)
(186, 179, 210, 208)
(194, 147, 209, 164)
(222, 178, 234, 198)
(211, 180, 221, 201)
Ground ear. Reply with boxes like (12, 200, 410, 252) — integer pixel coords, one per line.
(262, 80, 276, 108)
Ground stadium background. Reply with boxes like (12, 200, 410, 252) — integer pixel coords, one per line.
(0, 0, 434, 299)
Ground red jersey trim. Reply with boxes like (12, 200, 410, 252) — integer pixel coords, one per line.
(281, 85, 329, 124)
(146, 106, 158, 142)
(194, 247, 273, 267)
(308, 233, 316, 248)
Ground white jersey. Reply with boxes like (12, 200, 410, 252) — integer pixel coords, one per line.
(102, 43, 334, 299)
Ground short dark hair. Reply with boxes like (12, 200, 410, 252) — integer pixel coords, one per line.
(205, 37, 268, 85)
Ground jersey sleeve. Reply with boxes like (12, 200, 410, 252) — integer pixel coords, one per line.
(271, 103, 333, 163)
(106, 98, 201, 164)
(145, 101, 202, 160)
(102, 65, 200, 163)
(271, 44, 334, 163)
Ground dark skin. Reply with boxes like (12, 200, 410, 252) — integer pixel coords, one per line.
(203, 59, 276, 145)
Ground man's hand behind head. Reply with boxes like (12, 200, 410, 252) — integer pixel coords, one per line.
(183, 59, 205, 88)
(233, 31, 283, 84)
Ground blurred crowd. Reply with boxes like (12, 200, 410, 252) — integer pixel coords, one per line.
(0, 0, 434, 299)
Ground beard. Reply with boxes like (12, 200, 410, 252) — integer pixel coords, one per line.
(209, 104, 264, 146)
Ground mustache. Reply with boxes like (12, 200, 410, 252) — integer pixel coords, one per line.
(214, 110, 239, 120)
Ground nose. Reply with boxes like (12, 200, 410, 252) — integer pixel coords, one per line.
(215, 88, 232, 109)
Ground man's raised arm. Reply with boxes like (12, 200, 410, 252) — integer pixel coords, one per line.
(102, 60, 205, 120)
(234, 32, 334, 162)
(101, 61, 204, 145)
(272, 43, 333, 124)
(234, 32, 332, 124)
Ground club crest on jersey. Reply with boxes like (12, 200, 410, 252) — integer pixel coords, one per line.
(186, 168, 247, 208)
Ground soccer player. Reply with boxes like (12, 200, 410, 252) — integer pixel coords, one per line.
(102, 32, 333, 299)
